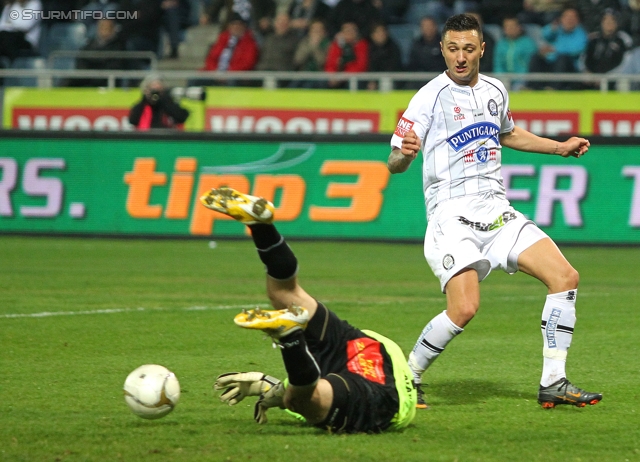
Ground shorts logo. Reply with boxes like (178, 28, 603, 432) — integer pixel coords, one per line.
(346, 337, 386, 385)
(488, 99, 498, 116)
(566, 290, 576, 301)
(443, 254, 455, 270)
(394, 117, 414, 138)
(458, 211, 516, 231)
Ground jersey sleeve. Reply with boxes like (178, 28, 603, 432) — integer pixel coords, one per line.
(499, 82, 515, 134)
(390, 88, 432, 149)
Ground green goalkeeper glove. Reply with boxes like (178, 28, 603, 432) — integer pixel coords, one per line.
(214, 372, 281, 406)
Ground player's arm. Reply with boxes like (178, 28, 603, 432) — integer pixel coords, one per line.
(388, 129, 421, 173)
(500, 125, 590, 158)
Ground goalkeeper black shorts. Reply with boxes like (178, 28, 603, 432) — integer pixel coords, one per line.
(303, 302, 416, 433)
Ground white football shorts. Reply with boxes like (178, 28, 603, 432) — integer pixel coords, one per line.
(424, 192, 548, 293)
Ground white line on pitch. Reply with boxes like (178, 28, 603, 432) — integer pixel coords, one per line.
(0, 303, 270, 319)
(1, 293, 606, 320)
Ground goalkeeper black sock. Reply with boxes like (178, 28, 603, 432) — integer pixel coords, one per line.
(248, 224, 298, 280)
(279, 330, 321, 387)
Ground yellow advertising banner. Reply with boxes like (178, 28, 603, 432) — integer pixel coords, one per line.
(4, 87, 640, 136)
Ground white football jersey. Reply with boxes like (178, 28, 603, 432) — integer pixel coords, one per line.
(391, 72, 515, 217)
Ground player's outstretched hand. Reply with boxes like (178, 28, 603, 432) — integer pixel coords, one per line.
(559, 137, 590, 158)
(214, 372, 281, 406)
(401, 129, 421, 159)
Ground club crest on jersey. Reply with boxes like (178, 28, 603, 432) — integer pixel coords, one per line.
(446, 121, 500, 152)
(487, 99, 498, 116)
(394, 117, 414, 137)
(463, 148, 497, 163)
(476, 146, 489, 162)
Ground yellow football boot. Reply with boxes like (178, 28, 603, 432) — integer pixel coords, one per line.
(200, 187, 274, 224)
(234, 305, 309, 339)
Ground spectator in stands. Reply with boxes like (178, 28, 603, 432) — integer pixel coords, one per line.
(0, 0, 42, 63)
(494, 16, 537, 90)
(72, 18, 126, 87)
(366, 22, 403, 90)
(518, 0, 570, 26)
(288, 0, 332, 37)
(467, 12, 494, 73)
(407, 16, 445, 77)
(255, 12, 299, 87)
(197, 12, 259, 86)
(256, 13, 299, 72)
(324, 21, 369, 88)
(81, 0, 119, 39)
(327, 0, 382, 38)
(201, 12, 259, 72)
(528, 7, 588, 90)
(574, 0, 622, 33)
(129, 74, 190, 130)
(291, 18, 330, 88)
(584, 9, 632, 89)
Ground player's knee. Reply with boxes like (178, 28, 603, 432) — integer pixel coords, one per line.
(563, 267, 580, 290)
(448, 301, 479, 326)
(552, 266, 579, 292)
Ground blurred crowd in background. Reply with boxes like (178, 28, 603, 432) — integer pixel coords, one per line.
(1, 0, 639, 89)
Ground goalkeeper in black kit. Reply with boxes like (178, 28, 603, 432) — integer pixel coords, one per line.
(200, 187, 416, 433)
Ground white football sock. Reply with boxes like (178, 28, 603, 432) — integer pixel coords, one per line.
(540, 289, 577, 387)
(409, 310, 463, 384)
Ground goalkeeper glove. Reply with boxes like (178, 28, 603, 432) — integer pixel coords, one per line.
(254, 380, 286, 425)
(214, 372, 281, 406)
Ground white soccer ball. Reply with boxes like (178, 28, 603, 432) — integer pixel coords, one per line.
(123, 364, 180, 420)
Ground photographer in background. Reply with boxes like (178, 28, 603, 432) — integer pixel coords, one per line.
(129, 74, 190, 130)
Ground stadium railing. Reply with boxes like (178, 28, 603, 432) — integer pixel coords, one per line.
(0, 69, 639, 92)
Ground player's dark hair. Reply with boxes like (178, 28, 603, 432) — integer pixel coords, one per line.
(441, 14, 483, 41)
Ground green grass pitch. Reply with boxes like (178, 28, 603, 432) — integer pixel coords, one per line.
(1, 236, 639, 461)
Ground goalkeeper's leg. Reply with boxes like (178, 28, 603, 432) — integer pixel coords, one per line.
(201, 189, 334, 424)
(248, 222, 319, 319)
(200, 187, 319, 317)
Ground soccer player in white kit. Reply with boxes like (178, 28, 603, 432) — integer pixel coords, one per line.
(388, 14, 602, 410)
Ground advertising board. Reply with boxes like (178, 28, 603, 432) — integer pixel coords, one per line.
(1, 133, 639, 243)
(5, 88, 640, 136)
